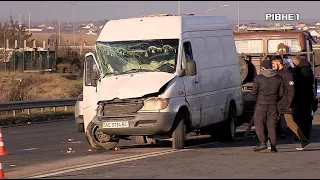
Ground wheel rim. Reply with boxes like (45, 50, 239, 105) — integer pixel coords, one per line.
(92, 124, 110, 143)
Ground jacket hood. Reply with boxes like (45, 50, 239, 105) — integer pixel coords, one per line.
(261, 69, 277, 77)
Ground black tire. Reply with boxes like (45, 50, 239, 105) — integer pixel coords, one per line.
(135, 136, 147, 145)
(172, 113, 186, 149)
(85, 121, 119, 150)
(146, 137, 158, 144)
(210, 104, 237, 142)
(135, 136, 159, 145)
(239, 58, 248, 84)
(76, 123, 84, 132)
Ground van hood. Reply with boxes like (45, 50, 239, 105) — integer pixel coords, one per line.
(97, 72, 176, 101)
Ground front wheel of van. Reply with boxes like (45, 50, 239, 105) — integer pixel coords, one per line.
(86, 121, 119, 150)
(172, 113, 186, 149)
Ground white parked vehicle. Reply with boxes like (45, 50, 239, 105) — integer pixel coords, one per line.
(83, 14, 243, 150)
(74, 93, 84, 132)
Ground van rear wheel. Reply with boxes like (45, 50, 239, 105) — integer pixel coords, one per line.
(210, 104, 237, 142)
(86, 121, 119, 150)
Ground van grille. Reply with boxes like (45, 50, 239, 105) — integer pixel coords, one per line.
(103, 99, 144, 116)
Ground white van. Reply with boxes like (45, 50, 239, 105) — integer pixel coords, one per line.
(83, 14, 243, 150)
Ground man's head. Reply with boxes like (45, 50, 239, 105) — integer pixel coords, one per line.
(261, 59, 273, 70)
(271, 55, 284, 70)
(291, 56, 302, 67)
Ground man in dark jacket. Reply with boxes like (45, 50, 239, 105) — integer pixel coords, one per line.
(272, 56, 310, 150)
(292, 56, 315, 142)
(252, 59, 285, 153)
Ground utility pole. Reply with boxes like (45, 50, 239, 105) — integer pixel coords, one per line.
(70, 1, 78, 47)
(238, 1, 240, 32)
(178, 1, 181, 15)
(29, 13, 31, 35)
(58, 20, 61, 46)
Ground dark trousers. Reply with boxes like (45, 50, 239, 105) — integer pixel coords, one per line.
(254, 104, 278, 146)
(294, 105, 312, 140)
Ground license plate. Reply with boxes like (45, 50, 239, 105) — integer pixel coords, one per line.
(103, 121, 129, 128)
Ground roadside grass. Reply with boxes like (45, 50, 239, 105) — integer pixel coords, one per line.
(0, 71, 83, 102)
(0, 107, 75, 126)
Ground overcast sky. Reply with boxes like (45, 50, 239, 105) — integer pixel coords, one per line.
(0, 1, 319, 23)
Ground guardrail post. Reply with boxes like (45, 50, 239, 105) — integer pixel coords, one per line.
(41, 108, 43, 113)
(27, 109, 30, 115)
(53, 107, 56, 112)
(64, 106, 67, 112)
(13, 110, 16, 116)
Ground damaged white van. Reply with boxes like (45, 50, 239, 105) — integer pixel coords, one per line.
(83, 14, 243, 150)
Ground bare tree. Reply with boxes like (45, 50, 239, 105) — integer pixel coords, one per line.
(0, 16, 32, 49)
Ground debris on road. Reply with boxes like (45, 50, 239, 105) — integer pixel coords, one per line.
(9, 165, 16, 167)
(88, 149, 92, 152)
(68, 138, 74, 142)
(114, 147, 120, 151)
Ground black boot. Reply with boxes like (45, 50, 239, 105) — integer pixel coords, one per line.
(271, 145, 277, 153)
(253, 142, 267, 152)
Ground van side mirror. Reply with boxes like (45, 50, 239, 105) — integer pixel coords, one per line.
(186, 60, 197, 76)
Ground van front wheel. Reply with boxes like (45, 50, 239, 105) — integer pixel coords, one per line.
(86, 121, 119, 150)
(172, 112, 186, 149)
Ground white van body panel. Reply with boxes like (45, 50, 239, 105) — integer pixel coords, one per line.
(84, 15, 243, 135)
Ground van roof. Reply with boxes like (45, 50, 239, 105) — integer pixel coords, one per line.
(97, 15, 230, 42)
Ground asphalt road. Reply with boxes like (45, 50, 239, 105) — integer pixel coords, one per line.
(2, 112, 320, 179)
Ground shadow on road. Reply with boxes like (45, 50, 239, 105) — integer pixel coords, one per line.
(119, 124, 320, 151)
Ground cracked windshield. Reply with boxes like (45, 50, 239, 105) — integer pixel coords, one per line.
(96, 39, 179, 76)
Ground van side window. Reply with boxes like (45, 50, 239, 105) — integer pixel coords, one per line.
(183, 42, 194, 61)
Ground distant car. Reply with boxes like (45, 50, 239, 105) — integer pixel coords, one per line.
(75, 93, 84, 132)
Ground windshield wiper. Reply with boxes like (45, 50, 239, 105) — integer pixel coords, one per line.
(121, 69, 153, 74)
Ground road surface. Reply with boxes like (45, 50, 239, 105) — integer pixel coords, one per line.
(2, 112, 320, 179)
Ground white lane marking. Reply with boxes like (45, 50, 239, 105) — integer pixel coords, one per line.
(9, 132, 22, 134)
(26, 142, 218, 179)
(21, 148, 39, 151)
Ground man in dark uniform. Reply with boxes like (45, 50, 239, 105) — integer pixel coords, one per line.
(272, 56, 310, 150)
(292, 56, 315, 142)
(252, 59, 285, 153)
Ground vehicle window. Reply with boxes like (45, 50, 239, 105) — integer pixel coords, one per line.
(235, 39, 263, 54)
(267, 39, 300, 53)
(96, 39, 179, 76)
(183, 41, 193, 61)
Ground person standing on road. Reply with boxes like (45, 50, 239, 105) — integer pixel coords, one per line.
(251, 59, 285, 153)
(272, 56, 310, 150)
(291, 56, 315, 142)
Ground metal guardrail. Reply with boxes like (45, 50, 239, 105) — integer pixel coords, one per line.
(0, 98, 77, 112)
